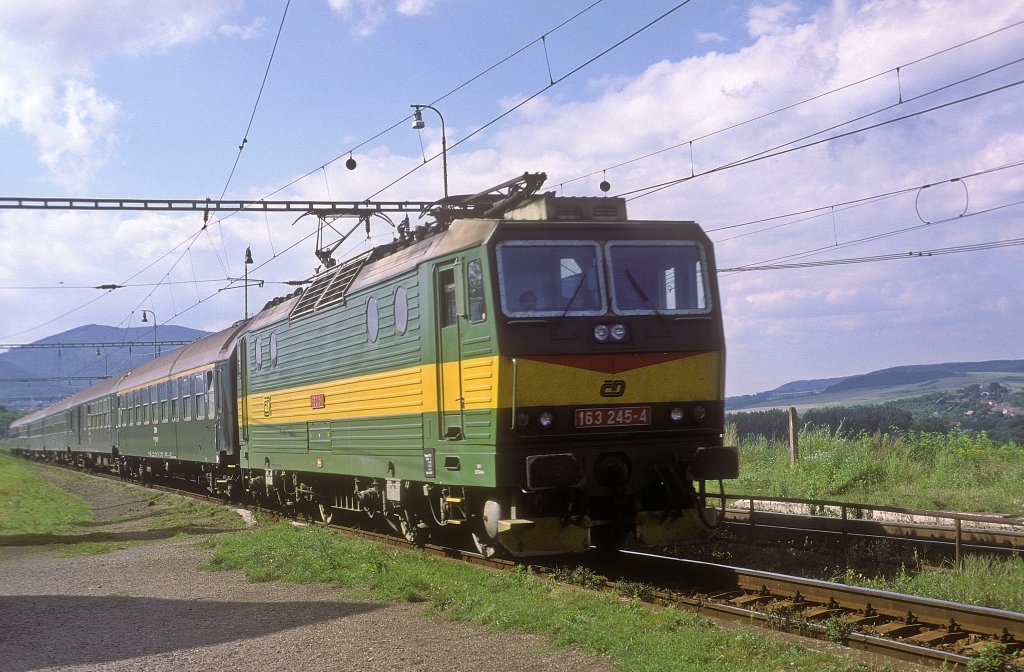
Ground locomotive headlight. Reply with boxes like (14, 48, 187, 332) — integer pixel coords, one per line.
(692, 405, 707, 422)
(593, 324, 610, 342)
(610, 323, 629, 342)
(669, 407, 685, 423)
(537, 411, 556, 429)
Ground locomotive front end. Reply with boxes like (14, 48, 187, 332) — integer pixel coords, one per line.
(483, 195, 737, 555)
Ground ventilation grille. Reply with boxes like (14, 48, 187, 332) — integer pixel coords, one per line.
(289, 250, 374, 321)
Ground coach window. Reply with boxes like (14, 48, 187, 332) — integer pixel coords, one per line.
(206, 371, 215, 420)
(182, 377, 192, 421)
(366, 296, 380, 343)
(161, 382, 170, 423)
(467, 260, 486, 323)
(195, 373, 206, 420)
(170, 380, 179, 421)
(394, 286, 409, 335)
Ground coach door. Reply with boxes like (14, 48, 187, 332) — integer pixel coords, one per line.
(435, 262, 465, 441)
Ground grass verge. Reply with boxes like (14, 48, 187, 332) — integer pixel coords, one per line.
(0, 451, 93, 537)
(837, 554, 1024, 613)
(0, 451, 244, 556)
(205, 522, 891, 672)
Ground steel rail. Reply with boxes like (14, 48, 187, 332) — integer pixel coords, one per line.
(619, 551, 1023, 668)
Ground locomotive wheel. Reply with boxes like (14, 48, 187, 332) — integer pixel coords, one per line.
(590, 523, 630, 552)
(400, 510, 423, 545)
(471, 531, 498, 558)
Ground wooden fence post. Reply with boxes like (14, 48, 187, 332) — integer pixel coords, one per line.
(788, 406, 799, 465)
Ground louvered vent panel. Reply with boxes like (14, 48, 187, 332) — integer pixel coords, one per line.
(289, 271, 337, 320)
(316, 250, 372, 311)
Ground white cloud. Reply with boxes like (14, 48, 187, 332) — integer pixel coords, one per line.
(327, 0, 441, 36)
(219, 16, 267, 41)
(0, 0, 240, 190)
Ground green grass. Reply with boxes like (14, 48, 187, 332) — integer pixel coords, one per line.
(730, 426, 1024, 514)
(728, 427, 1024, 611)
(837, 554, 1024, 613)
(0, 451, 94, 536)
(0, 450, 244, 556)
(205, 522, 886, 671)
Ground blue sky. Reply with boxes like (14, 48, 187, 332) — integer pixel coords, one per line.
(1, 0, 1022, 395)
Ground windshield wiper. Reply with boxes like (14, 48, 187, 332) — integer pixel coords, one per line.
(625, 270, 664, 320)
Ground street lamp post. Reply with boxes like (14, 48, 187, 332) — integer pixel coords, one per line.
(410, 104, 449, 202)
(141, 310, 158, 359)
(244, 246, 254, 319)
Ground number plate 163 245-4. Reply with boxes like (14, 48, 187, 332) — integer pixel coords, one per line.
(574, 406, 651, 428)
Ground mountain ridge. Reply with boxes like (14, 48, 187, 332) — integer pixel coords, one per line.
(727, 359, 1024, 411)
(0, 324, 211, 410)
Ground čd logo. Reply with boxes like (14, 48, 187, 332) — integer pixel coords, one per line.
(600, 380, 626, 397)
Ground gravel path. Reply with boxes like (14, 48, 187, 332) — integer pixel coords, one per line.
(0, 469, 613, 672)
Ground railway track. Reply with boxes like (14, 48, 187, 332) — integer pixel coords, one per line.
(711, 493, 1024, 561)
(580, 551, 1024, 670)
(19, 456, 1024, 670)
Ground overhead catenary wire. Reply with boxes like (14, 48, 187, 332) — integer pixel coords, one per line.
(615, 76, 1024, 201)
(555, 17, 1024, 190)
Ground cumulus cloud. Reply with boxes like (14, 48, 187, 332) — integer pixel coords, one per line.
(0, 0, 241, 190)
(327, 0, 441, 37)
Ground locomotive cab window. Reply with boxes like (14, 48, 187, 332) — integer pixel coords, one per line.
(439, 268, 457, 327)
(496, 241, 605, 316)
(606, 241, 710, 315)
(467, 259, 486, 323)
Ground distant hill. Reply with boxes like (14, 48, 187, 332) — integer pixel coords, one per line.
(0, 324, 211, 411)
(727, 359, 1024, 411)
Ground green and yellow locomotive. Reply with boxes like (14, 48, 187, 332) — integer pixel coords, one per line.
(10, 173, 737, 556)
(238, 174, 737, 555)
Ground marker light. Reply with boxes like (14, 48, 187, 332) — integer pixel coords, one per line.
(593, 325, 610, 342)
(538, 411, 556, 429)
(669, 407, 685, 423)
(692, 405, 707, 422)
(610, 323, 629, 342)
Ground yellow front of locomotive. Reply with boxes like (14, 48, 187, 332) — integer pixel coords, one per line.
(483, 200, 738, 555)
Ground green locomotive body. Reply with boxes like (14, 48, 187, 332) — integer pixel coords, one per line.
(236, 190, 736, 555)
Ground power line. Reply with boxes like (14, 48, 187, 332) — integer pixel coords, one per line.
(719, 237, 1024, 272)
(617, 76, 1024, 201)
(555, 17, 1024, 191)
(218, 0, 292, 201)
(721, 198, 1024, 275)
(707, 159, 1024, 241)
(0, 341, 196, 350)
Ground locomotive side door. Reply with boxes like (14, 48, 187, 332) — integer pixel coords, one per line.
(434, 261, 465, 440)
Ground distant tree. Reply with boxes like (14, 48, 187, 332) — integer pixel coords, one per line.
(986, 382, 1009, 400)
(803, 406, 914, 436)
(725, 409, 789, 441)
(962, 383, 982, 399)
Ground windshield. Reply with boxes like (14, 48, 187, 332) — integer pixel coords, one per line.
(496, 241, 605, 316)
(497, 239, 710, 317)
(607, 242, 708, 314)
